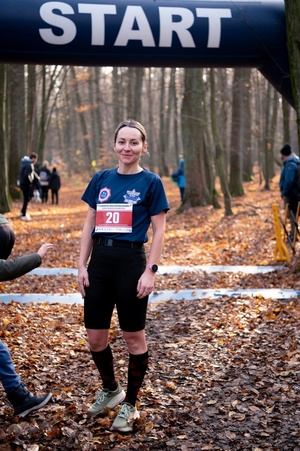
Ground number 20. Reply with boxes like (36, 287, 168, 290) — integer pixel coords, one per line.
(106, 212, 120, 224)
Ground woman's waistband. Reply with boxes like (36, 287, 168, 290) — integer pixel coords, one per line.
(94, 237, 144, 249)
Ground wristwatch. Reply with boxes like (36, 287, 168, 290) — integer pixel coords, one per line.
(146, 263, 158, 273)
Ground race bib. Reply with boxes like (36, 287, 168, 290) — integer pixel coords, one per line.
(95, 203, 133, 233)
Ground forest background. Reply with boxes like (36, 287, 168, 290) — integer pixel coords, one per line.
(0, 3, 300, 448)
(0, 1, 300, 218)
(0, 64, 298, 216)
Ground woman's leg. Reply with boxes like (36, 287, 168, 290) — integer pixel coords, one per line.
(86, 329, 125, 415)
(87, 329, 116, 390)
(122, 330, 148, 406)
(111, 329, 148, 432)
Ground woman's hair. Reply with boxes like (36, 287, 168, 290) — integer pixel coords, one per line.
(113, 119, 147, 144)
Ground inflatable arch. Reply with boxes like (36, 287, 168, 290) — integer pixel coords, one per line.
(0, 0, 293, 106)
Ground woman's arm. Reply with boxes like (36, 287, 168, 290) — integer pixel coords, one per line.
(136, 211, 166, 299)
(78, 206, 95, 298)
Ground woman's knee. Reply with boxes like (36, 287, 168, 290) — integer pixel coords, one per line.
(123, 330, 147, 354)
(86, 329, 109, 352)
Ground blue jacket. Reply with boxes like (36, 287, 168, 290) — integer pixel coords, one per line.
(171, 159, 186, 188)
(19, 156, 34, 187)
(279, 153, 300, 198)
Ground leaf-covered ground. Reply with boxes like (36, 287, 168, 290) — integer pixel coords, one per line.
(0, 174, 299, 450)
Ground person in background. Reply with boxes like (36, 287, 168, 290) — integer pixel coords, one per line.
(279, 144, 300, 239)
(18, 152, 38, 221)
(30, 157, 41, 203)
(0, 214, 53, 416)
(78, 119, 169, 432)
(171, 156, 185, 202)
(49, 167, 61, 205)
(39, 160, 51, 203)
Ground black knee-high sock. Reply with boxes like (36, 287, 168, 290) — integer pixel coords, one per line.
(90, 345, 117, 391)
(125, 351, 149, 406)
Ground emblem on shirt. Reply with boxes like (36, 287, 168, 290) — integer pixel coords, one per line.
(124, 189, 141, 204)
(98, 187, 111, 203)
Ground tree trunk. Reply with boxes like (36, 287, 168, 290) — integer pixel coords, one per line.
(93, 67, 103, 165)
(285, 0, 300, 147)
(8, 64, 25, 197)
(145, 68, 156, 172)
(70, 66, 93, 170)
(263, 83, 271, 190)
(229, 69, 244, 197)
(157, 68, 169, 177)
(26, 65, 37, 154)
(0, 65, 10, 212)
(181, 69, 208, 209)
(210, 69, 232, 215)
(282, 97, 291, 143)
(242, 69, 253, 182)
(269, 88, 279, 178)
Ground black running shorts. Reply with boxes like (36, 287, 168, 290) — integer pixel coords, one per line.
(84, 241, 148, 332)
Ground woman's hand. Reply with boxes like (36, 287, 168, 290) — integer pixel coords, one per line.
(136, 270, 155, 299)
(78, 265, 90, 298)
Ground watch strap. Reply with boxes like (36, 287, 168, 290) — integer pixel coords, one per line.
(146, 263, 158, 272)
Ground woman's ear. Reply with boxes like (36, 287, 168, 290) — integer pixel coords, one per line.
(142, 142, 148, 154)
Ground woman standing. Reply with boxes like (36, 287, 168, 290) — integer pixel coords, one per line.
(78, 120, 169, 432)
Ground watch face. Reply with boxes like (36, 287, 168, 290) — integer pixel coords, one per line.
(152, 264, 158, 273)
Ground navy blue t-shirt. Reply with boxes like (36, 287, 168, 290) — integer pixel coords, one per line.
(82, 168, 170, 243)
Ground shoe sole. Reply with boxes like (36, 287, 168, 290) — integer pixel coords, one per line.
(17, 393, 52, 417)
(111, 411, 140, 432)
(88, 390, 125, 416)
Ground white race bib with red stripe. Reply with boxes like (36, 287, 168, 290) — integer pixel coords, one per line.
(95, 203, 133, 233)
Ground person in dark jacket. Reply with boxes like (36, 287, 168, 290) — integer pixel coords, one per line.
(39, 160, 51, 203)
(171, 157, 186, 202)
(18, 152, 38, 221)
(49, 167, 61, 205)
(0, 214, 15, 260)
(279, 144, 300, 238)
(0, 214, 53, 417)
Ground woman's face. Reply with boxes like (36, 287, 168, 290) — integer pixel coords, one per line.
(114, 126, 147, 167)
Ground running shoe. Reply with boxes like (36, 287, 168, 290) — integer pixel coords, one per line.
(88, 383, 125, 416)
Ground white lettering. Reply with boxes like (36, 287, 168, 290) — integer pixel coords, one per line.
(159, 7, 195, 48)
(114, 6, 155, 47)
(38, 3, 233, 49)
(196, 8, 232, 48)
(39, 2, 76, 45)
(78, 4, 116, 45)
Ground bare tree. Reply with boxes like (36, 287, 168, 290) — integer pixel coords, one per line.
(69, 66, 93, 170)
(284, 0, 300, 147)
(8, 64, 25, 195)
(157, 68, 169, 177)
(0, 65, 10, 212)
(181, 69, 208, 209)
(229, 69, 245, 197)
(210, 69, 232, 215)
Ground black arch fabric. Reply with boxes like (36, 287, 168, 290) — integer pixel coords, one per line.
(0, 0, 293, 105)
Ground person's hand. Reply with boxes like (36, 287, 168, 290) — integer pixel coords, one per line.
(78, 265, 89, 298)
(136, 270, 155, 299)
(37, 243, 53, 259)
